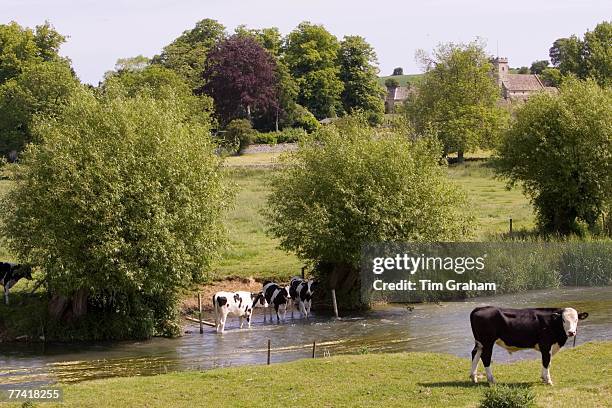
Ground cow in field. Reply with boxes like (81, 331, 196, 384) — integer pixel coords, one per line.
(470, 306, 589, 385)
(213, 291, 267, 333)
(0, 262, 33, 305)
(262, 281, 289, 322)
(289, 277, 315, 319)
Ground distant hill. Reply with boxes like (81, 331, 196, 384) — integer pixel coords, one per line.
(377, 74, 424, 87)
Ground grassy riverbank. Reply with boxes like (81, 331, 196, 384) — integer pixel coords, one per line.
(7, 341, 610, 407)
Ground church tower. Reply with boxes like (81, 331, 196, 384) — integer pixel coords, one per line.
(492, 57, 509, 86)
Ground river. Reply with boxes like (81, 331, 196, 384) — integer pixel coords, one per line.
(1, 286, 610, 387)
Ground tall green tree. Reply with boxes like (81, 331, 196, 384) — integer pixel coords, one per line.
(0, 21, 75, 158)
(582, 21, 612, 87)
(549, 36, 584, 76)
(265, 116, 473, 308)
(0, 21, 67, 84)
(1, 90, 232, 338)
(338, 36, 385, 125)
(495, 79, 611, 235)
(0, 61, 80, 158)
(284, 22, 343, 119)
(549, 21, 611, 87)
(530, 60, 550, 74)
(405, 41, 508, 161)
(152, 19, 226, 90)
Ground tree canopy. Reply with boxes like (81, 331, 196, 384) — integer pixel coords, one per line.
(495, 79, 612, 235)
(549, 21, 611, 87)
(202, 35, 279, 126)
(265, 117, 474, 307)
(284, 22, 344, 119)
(338, 36, 385, 125)
(152, 19, 226, 90)
(0, 90, 231, 338)
(405, 41, 508, 160)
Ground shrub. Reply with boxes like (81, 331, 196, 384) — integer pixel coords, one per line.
(254, 128, 306, 145)
(225, 118, 257, 155)
(290, 104, 320, 133)
(495, 79, 612, 235)
(0, 90, 232, 339)
(265, 116, 474, 308)
(480, 385, 535, 408)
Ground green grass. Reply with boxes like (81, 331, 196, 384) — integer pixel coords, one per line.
(212, 168, 302, 282)
(448, 161, 535, 236)
(15, 341, 610, 408)
(378, 73, 424, 87)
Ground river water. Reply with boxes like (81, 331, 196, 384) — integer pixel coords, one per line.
(1, 286, 610, 387)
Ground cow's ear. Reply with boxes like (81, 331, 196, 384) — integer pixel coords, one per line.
(578, 312, 589, 320)
(551, 312, 561, 320)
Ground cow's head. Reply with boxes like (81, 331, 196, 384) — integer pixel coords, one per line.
(251, 292, 268, 308)
(553, 308, 589, 337)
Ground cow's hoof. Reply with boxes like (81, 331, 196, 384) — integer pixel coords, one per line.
(470, 374, 478, 384)
(541, 378, 553, 386)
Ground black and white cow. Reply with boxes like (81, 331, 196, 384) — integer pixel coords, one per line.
(213, 291, 267, 333)
(0, 262, 33, 305)
(262, 281, 289, 322)
(289, 277, 315, 319)
(470, 306, 589, 385)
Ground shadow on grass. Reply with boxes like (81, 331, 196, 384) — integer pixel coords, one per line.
(418, 380, 537, 388)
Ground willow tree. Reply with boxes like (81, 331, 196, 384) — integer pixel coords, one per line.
(1, 89, 232, 339)
(265, 117, 474, 309)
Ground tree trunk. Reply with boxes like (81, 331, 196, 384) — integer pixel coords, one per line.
(72, 288, 89, 318)
(457, 150, 465, 163)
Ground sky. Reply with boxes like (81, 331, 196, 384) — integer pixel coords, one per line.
(2, 0, 610, 85)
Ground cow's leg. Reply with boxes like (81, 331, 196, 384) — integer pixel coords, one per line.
(470, 341, 483, 383)
(299, 301, 307, 318)
(540, 345, 553, 385)
(4, 285, 8, 306)
(239, 316, 244, 329)
(246, 312, 252, 329)
(219, 309, 228, 333)
(480, 342, 495, 384)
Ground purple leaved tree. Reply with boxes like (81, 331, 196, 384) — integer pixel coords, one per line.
(202, 35, 279, 126)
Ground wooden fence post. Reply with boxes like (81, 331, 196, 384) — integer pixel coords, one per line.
(267, 339, 271, 365)
(198, 293, 203, 334)
(312, 341, 316, 358)
(509, 218, 513, 235)
(331, 289, 339, 318)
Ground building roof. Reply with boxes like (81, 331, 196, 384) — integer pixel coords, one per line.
(502, 74, 544, 91)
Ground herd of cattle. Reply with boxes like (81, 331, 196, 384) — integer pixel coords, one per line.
(212, 277, 315, 333)
(2, 262, 592, 385)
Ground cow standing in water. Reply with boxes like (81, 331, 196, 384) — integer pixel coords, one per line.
(262, 281, 289, 322)
(288, 277, 315, 319)
(0, 263, 33, 305)
(470, 306, 589, 385)
(213, 291, 267, 333)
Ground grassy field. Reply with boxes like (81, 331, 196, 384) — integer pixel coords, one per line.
(378, 73, 424, 87)
(6, 341, 608, 408)
(212, 154, 534, 282)
(0, 154, 535, 283)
